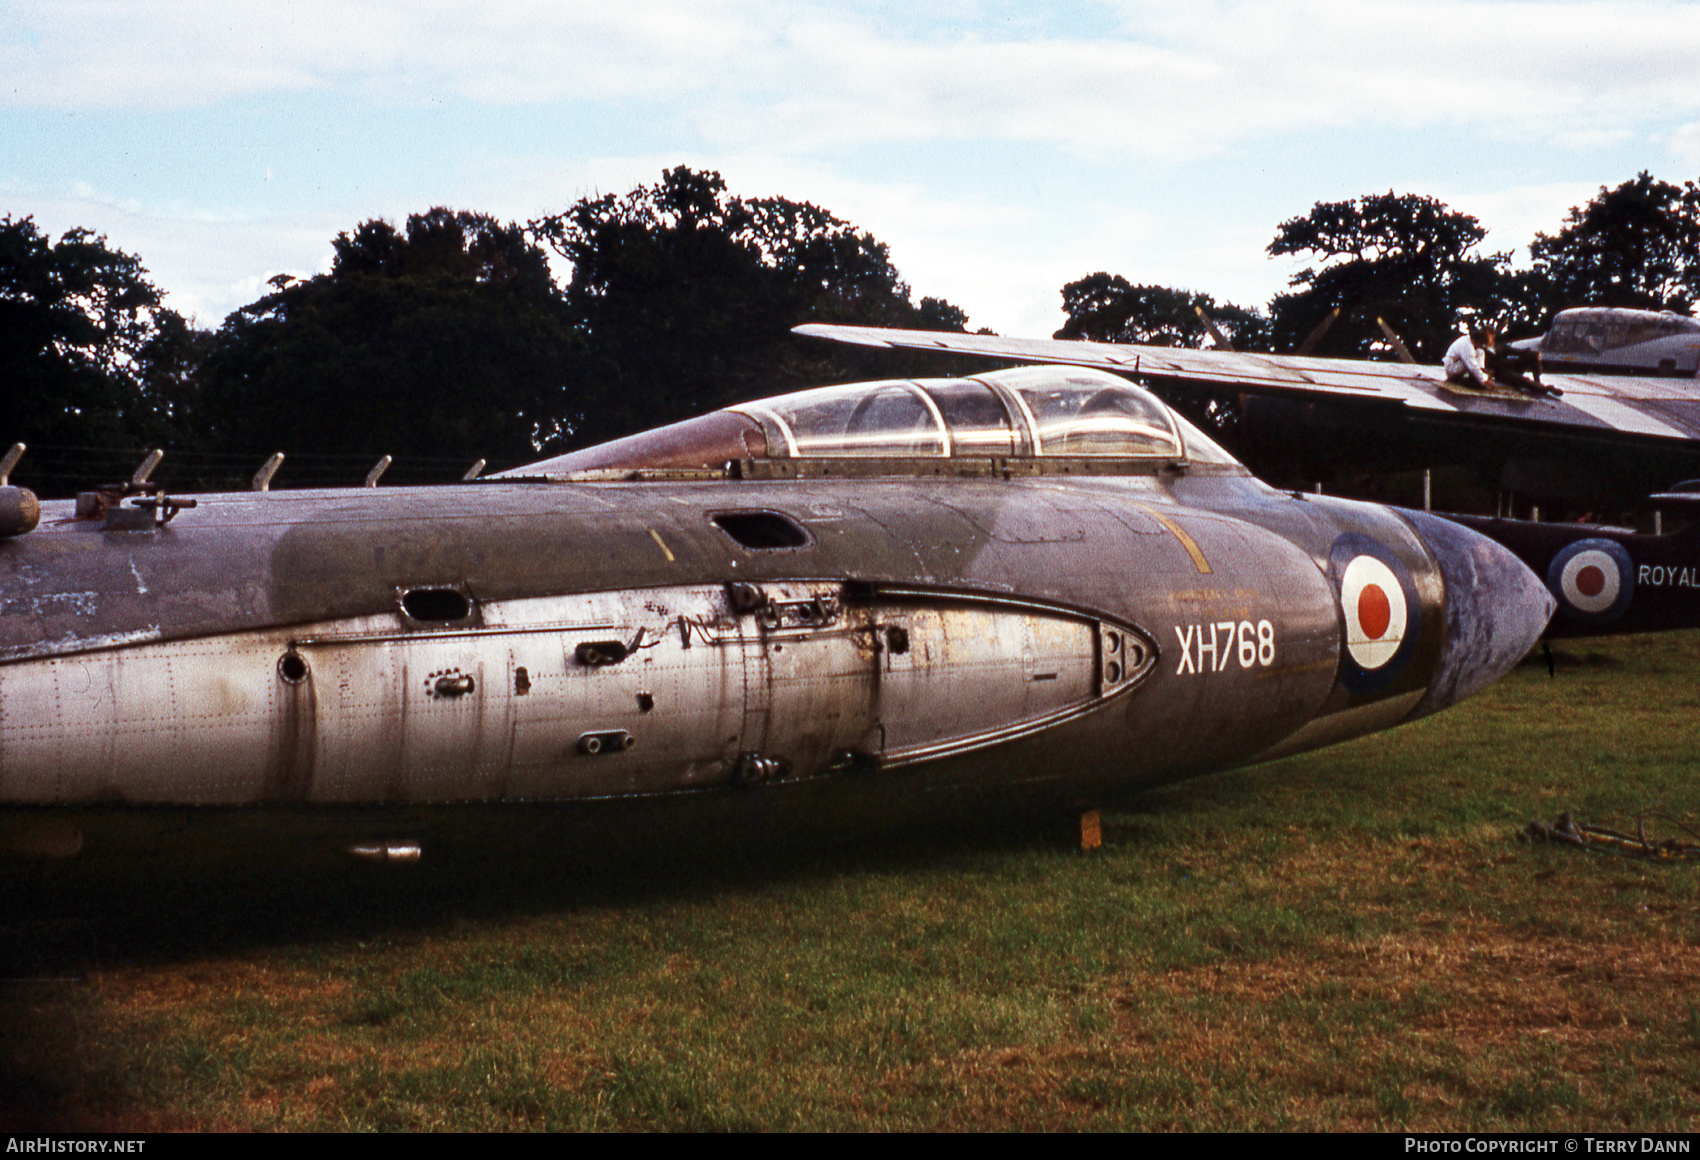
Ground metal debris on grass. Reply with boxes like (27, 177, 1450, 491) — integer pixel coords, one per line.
(1520, 810, 1700, 861)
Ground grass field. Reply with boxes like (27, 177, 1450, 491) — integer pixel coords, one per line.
(3, 632, 1700, 1131)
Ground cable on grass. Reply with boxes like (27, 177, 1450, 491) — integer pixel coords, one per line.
(1520, 810, 1700, 861)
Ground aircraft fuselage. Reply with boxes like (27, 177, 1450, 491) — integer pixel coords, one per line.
(0, 465, 1550, 859)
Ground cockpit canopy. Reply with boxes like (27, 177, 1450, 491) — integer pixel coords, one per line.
(735, 366, 1185, 459)
(1540, 306, 1700, 355)
(510, 366, 1241, 475)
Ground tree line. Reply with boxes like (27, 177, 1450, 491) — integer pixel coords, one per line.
(4, 167, 1698, 497)
(2, 168, 971, 496)
(1060, 173, 1700, 363)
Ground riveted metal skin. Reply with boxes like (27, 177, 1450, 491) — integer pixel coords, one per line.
(0, 374, 1554, 861)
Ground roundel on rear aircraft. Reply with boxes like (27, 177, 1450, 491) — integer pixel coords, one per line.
(1546, 538, 1634, 625)
(1328, 534, 1422, 696)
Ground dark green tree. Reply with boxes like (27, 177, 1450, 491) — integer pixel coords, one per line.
(197, 208, 577, 481)
(529, 166, 971, 447)
(1052, 273, 1268, 448)
(0, 216, 198, 495)
(1528, 172, 1700, 314)
(1055, 273, 1270, 350)
(1267, 192, 1517, 361)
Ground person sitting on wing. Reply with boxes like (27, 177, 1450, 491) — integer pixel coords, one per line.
(1481, 327, 1546, 393)
(1443, 322, 1491, 388)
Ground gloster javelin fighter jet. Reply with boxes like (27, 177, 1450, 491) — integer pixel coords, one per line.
(0, 364, 1552, 862)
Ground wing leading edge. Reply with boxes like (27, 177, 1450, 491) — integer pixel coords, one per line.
(792, 323, 1700, 447)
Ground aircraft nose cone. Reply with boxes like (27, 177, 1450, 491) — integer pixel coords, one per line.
(1398, 509, 1556, 718)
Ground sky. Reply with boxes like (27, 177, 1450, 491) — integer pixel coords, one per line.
(4, 0, 1700, 338)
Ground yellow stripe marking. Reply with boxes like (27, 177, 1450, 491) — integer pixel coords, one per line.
(1132, 504, 1212, 574)
(648, 528, 675, 562)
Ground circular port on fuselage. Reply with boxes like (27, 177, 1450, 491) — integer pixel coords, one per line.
(278, 652, 309, 684)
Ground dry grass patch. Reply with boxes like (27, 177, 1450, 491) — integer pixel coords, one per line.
(882, 922, 1700, 1131)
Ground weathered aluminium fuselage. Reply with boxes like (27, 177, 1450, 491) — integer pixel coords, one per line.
(0, 444, 1551, 862)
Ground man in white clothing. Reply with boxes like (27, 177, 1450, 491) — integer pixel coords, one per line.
(1443, 326, 1490, 388)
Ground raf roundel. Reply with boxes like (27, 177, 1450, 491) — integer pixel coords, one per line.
(1546, 538, 1634, 625)
(1328, 533, 1422, 696)
(1340, 555, 1409, 670)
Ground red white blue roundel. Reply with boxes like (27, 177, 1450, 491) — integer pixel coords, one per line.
(1341, 555, 1408, 670)
(1546, 538, 1634, 625)
(1329, 534, 1422, 695)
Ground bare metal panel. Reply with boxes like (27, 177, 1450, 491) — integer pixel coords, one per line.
(0, 580, 1148, 807)
(876, 606, 1097, 760)
(504, 586, 747, 797)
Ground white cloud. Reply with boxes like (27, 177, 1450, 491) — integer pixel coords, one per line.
(12, 190, 360, 324)
(2, 0, 780, 107)
(1669, 121, 1700, 170)
(7, 0, 1700, 161)
(8, 1, 1697, 339)
(728, 159, 1080, 336)
(1428, 180, 1605, 261)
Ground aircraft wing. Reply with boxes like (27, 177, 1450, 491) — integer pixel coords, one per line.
(793, 323, 1700, 446)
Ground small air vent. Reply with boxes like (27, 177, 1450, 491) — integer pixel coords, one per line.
(712, 511, 809, 549)
(278, 652, 309, 683)
(401, 587, 473, 622)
